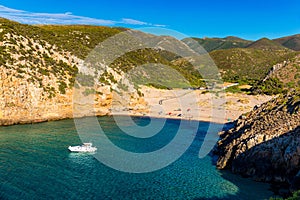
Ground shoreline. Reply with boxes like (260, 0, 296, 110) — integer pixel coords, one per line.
(0, 88, 273, 126)
(108, 113, 228, 125)
(0, 113, 226, 127)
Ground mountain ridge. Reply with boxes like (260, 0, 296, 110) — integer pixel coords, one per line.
(274, 34, 300, 51)
(184, 34, 300, 52)
(182, 36, 252, 52)
(246, 37, 289, 51)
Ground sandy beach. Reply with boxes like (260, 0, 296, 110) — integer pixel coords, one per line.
(112, 86, 273, 124)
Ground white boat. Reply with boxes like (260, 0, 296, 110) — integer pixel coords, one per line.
(68, 143, 97, 153)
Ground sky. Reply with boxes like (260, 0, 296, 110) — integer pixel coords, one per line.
(0, 0, 299, 40)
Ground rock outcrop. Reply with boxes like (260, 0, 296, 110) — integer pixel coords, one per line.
(214, 92, 300, 190)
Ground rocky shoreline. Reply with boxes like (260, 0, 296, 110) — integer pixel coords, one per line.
(213, 92, 300, 192)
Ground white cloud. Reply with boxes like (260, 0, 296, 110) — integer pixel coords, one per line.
(0, 5, 115, 25)
(120, 18, 166, 27)
(0, 5, 22, 13)
(0, 5, 166, 27)
(121, 18, 148, 25)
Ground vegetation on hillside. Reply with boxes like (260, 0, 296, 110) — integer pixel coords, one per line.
(183, 35, 299, 94)
(0, 18, 79, 96)
(251, 77, 285, 95)
(209, 48, 297, 84)
(182, 36, 252, 52)
(0, 18, 123, 59)
(109, 48, 205, 88)
(0, 17, 206, 92)
(274, 34, 300, 51)
(246, 37, 289, 51)
(251, 54, 300, 94)
(39, 25, 124, 59)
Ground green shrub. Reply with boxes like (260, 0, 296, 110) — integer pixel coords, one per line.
(252, 78, 285, 95)
(58, 81, 67, 94)
(225, 85, 242, 93)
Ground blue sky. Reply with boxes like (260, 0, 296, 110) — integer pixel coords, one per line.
(0, 0, 299, 40)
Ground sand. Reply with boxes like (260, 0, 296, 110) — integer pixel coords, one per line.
(112, 86, 273, 124)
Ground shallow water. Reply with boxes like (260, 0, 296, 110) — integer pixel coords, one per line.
(0, 116, 275, 199)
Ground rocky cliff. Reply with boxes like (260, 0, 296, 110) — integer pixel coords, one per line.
(214, 92, 300, 190)
(0, 18, 149, 125)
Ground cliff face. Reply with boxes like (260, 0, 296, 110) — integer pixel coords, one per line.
(0, 28, 76, 125)
(0, 19, 147, 125)
(214, 92, 300, 189)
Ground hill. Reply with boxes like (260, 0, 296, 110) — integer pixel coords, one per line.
(251, 54, 300, 95)
(246, 37, 289, 51)
(182, 36, 252, 52)
(184, 35, 300, 53)
(274, 34, 300, 51)
(208, 48, 297, 84)
(182, 36, 297, 87)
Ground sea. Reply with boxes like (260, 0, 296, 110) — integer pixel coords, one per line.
(0, 116, 276, 199)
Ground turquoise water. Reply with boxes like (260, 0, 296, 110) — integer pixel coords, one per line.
(0, 116, 274, 199)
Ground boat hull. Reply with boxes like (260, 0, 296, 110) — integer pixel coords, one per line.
(68, 146, 97, 153)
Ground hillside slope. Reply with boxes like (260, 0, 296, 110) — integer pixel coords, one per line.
(209, 48, 297, 83)
(251, 54, 300, 95)
(274, 34, 300, 51)
(182, 36, 252, 52)
(246, 37, 289, 51)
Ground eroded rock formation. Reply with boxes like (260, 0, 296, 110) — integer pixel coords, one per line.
(214, 92, 300, 190)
